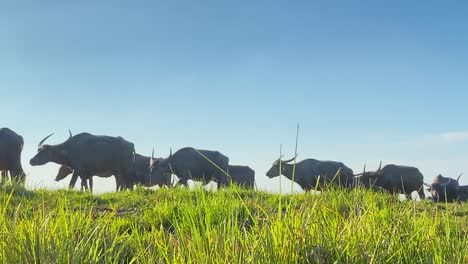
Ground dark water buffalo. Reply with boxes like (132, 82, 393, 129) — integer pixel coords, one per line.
(355, 163, 425, 199)
(55, 153, 172, 190)
(136, 153, 172, 188)
(228, 165, 255, 189)
(266, 155, 354, 191)
(425, 174, 462, 202)
(149, 147, 230, 188)
(30, 131, 135, 192)
(55, 165, 119, 191)
(0, 128, 26, 183)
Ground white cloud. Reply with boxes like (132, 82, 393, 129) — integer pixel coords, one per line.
(439, 131, 468, 143)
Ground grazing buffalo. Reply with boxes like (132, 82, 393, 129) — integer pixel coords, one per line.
(266, 155, 354, 191)
(0, 128, 26, 183)
(55, 165, 120, 191)
(136, 153, 172, 188)
(149, 147, 230, 188)
(30, 131, 135, 192)
(55, 153, 172, 191)
(425, 174, 462, 202)
(355, 163, 425, 199)
(228, 165, 255, 189)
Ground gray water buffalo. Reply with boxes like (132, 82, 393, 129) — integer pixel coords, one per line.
(355, 163, 425, 199)
(266, 155, 354, 191)
(149, 147, 230, 188)
(228, 165, 255, 189)
(425, 174, 462, 202)
(136, 153, 172, 188)
(30, 131, 135, 192)
(55, 153, 172, 191)
(0, 128, 26, 183)
(55, 165, 119, 191)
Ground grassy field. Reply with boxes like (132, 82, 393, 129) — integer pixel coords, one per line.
(0, 184, 467, 263)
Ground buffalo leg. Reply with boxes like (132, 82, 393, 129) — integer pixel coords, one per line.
(176, 177, 189, 187)
(69, 171, 80, 190)
(80, 176, 89, 191)
(80, 179, 86, 191)
(114, 176, 121, 192)
(88, 176, 93, 192)
(165, 174, 173, 188)
(418, 187, 426, 199)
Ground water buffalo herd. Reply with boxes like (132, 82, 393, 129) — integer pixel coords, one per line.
(1, 128, 467, 202)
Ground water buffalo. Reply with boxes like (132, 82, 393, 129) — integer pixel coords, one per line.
(266, 155, 354, 191)
(355, 163, 425, 199)
(135, 153, 172, 188)
(425, 174, 462, 202)
(30, 131, 135, 192)
(55, 153, 172, 191)
(55, 165, 119, 191)
(228, 165, 255, 189)
(149, 147, 230, 188)
(0, 128, 26, 183)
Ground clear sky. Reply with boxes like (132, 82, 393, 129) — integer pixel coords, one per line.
(1, 1, 468, 193)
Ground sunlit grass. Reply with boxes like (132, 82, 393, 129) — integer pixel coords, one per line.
(0, 183, 467, 263)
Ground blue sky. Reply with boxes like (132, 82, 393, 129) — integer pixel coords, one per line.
(1, 1, 468, 192)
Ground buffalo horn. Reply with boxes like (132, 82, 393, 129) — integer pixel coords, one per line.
(457, 173, 463, 182)
(38, 133, 54, 147)
(283, 153, 298, 164)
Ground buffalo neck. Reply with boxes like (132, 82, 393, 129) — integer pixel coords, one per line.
(281, 163, 295, 180)
(51, 144, 72, 167)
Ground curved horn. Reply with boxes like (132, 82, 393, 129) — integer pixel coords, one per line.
(151, 148, 154, 163)
(170, 147, 172, 157)
(354, 163, 367, 177)
(38, 133, 54, 147)
(377, 161, 382, 171)
(457, 173, 463, 182)
(283, 153, 298, 164)
(68, 129, 72, 139)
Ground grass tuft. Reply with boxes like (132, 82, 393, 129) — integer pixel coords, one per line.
(0, 186, 467, 263)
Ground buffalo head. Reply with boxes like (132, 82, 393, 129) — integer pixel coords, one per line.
(425, 174, 462, 202)
(266, 154, 298, 178)
(146, 148, 172, 187)
(55, 165, 73, 181)
(354, 161, 383, 188)
(30, 131, 72, 166)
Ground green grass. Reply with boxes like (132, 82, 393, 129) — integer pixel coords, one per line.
(0, 183, 467, 263)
